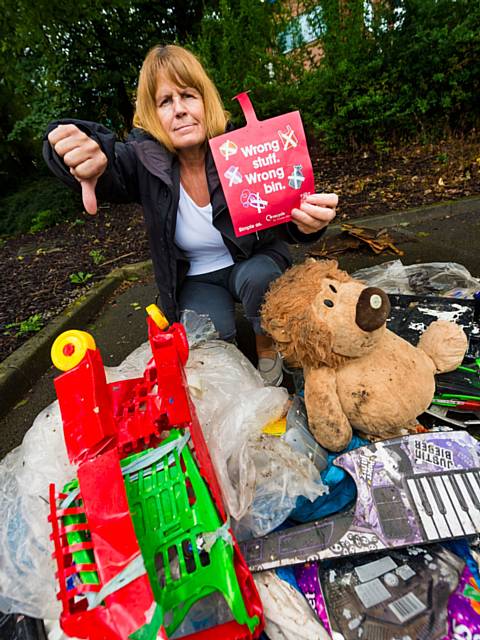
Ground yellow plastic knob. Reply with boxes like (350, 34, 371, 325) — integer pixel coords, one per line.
(51, 330, 96, 371)
(146, 304, 169, 330)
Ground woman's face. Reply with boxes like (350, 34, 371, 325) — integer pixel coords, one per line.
(155, 75, 207, 152)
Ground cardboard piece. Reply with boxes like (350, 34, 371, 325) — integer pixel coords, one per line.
(241, 430, 480, 571)
(209, 93, 315, 237)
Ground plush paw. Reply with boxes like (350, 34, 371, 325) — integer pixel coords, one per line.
(417, 319, 468, 373)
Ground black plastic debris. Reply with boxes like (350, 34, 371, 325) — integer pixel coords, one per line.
(0, 613, 47, 640)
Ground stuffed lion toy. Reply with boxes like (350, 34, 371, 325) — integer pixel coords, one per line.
(262, 259, 468, 452)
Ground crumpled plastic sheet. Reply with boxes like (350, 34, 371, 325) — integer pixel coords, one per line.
(189, 340, 288, 520)
(44, 619, 78, 640)
(0, 311, 327, 619)
(233, 434, 327, 541)
(178, 311, 328, 538)
(353, 259, 480, 296)
(187, 341, 327, 536)
(0, 402, 72, 620)
(254, 571, 330, 640)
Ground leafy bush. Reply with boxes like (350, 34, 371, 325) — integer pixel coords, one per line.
(193, 0, 480, 151)
(0, 176, 82, 235)
(193, 0, 304, 125)
(279, 0, 479, 150)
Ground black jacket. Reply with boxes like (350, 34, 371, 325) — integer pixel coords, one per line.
(43, 119, 324, 322)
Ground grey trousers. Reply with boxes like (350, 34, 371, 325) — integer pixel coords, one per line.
(178, 254, 284, 341)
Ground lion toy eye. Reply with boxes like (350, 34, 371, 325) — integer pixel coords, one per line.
(324, 299, 334, 308)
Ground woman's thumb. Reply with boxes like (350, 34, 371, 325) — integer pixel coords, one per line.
(81, 178, 98, 215)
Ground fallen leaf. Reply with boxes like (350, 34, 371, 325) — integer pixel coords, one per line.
(417, 231, 430, 238)
(438, 177, 445, 186)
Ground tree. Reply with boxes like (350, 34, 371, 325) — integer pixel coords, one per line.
(0, 0, 209, 188)
(296, 0, 480, 148)
(193, 0, 301, 123)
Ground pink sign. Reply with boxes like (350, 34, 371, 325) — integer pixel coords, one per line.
(209, 92, 315, 237)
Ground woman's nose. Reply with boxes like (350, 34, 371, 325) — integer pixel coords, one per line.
(173, 96, 187, 116)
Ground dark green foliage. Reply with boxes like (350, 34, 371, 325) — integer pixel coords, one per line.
(296, 0, 480, 149)
(0, 0, 479, 236)
(0, 0, 208, 196)
(4, 0, 207, 140)
(193, 0, 480, 150)
(193, 0, 298, 124)
(0, 176, 82, 235)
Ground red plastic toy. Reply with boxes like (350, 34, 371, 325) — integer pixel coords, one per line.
(48, 305, 264, 639)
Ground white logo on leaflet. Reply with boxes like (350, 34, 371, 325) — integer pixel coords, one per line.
(288, 164, 305, 189)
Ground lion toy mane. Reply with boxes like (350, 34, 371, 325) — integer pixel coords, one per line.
(261, 259, 468, 452)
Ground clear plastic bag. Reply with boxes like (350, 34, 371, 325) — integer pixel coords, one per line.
(0, 402, 72, 619)
(0, 312, 327, 618)
(254, 571, 330, 640)
(234, 434, 328, 541)
(353, 260, 480, 297)
(183, 313, 328, 537)
(187, 339, 328, 531)
(180, 308, 218, 346)
(283, 396, 328, 473)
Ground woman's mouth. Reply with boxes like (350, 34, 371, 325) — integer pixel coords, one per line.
(175, 124, 195, 132)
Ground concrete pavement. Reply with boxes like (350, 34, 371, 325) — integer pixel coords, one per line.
(1, 195, 479, 459)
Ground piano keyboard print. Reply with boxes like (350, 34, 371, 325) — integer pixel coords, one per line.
(407, 470, 480, 541)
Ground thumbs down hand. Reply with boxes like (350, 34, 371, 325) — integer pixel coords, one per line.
(48, 124, 108, 215)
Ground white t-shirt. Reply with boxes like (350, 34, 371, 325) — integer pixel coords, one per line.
(174, 184, 234, 276)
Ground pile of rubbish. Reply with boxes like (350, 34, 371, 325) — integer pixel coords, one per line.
(1, 261, 480, 640)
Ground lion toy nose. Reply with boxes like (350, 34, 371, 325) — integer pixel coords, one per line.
(355, 287, 391, 332)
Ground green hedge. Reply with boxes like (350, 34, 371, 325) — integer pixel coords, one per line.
(193, 0, 480, 151)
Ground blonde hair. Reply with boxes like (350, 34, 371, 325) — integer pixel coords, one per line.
(133, 44, 229, 152)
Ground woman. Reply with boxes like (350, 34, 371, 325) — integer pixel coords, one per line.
(44, 44, 338, 386)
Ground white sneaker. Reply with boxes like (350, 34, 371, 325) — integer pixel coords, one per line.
(257, 353, 284, 386)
